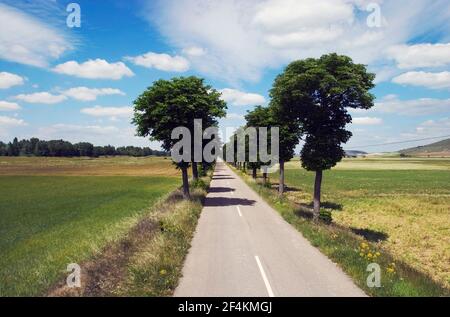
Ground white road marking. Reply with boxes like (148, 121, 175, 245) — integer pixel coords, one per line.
(236, 206, 242, 217)
(255, 256, 275, 297)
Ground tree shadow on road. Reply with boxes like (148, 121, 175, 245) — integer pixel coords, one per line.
(208, 187, 236, 193)
(204, 197, 256, 207)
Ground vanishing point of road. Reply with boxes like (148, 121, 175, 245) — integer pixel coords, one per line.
(175, 161, 365, 297)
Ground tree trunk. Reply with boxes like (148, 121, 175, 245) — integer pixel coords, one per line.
(252, 167, 257, 179)
(181, 165, 190, 199)
(192, 162, 199, 181)
(279, 160, 285, 195)
(313, 170, 323, 220)
(263, 172, 267, 184)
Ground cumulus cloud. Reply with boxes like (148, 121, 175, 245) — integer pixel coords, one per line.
(0, 101, 21, 111)
(386, 43, 450, 69)
(223, 113, 245, 120)
(63, 87, 125, 101)
(52, 59, 134, 80)
(0, 72, 24, 89)
(374, 95, 450, 115)
(15, 92, 67, 104)
(80, 106, 133, 120)
(0, 3, 73, 67)
(352, 117, 383, 125)
(145, 0, 450, 83)
(0, 115, 26, 126)
(220, 88, 265, 106)
(182, 46, 206, 57)
(36, 124, 155, 148)
(125, 52, 190, 72)
(392, 71, 450, 89)
(415, 117, 450, 136)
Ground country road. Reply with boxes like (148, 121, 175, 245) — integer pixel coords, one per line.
(175, 161, 365, 297)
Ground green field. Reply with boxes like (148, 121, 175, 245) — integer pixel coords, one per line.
(0, 157, 179, 296)
(272, 157, 450, 289)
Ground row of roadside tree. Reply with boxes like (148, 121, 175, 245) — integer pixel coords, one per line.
(131, 54, 375, 212)
(225, 53, 375, 220)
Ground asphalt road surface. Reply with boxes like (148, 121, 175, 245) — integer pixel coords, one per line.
(175, 161, 365, 297)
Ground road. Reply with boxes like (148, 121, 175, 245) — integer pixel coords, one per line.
(175, 161, 365, 297)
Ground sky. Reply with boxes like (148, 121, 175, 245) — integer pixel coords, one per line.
(0, 0, 449, 153)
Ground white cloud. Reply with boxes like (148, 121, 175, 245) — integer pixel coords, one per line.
(386, 43, 450, 69)
(415, 117, 450, 136)
(223, 113, 244, 120)
(0, 115, 26, 126)
(254, 0, 352, 47)
(392, 71, 450, 89)
(52, 59, 134, 80)
(125, 52, 190, 72)
(182, 46, 206, 57)
(220, 88, 265, 106)
(0, 72, 24, 89)
(0, 3, 73, 67)
(15, 92, 67, 104)
(0, 101, 21, 111)
(63, 87, 125, 101)
(352, 117, 383, 125)
(80, 106, 133, 119)
(146, 0, 450, 83)
(374, 95, 450, 115)
(35, 124, 156, 148)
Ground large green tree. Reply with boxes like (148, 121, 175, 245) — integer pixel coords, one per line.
(133, 76, 226, 198)
(270, 71, 303, 195)
(292, 53, 375, 219)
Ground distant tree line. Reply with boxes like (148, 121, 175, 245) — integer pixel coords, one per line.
(0, 137, 168, 158)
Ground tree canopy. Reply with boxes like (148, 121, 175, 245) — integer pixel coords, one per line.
(290, 53, 375, 218)
(133, 76, 227, 198)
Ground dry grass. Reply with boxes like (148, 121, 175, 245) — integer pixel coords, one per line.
(0, 156, 179, 176)
(47, 181, 209, 297)
(272, 158, 450, 290)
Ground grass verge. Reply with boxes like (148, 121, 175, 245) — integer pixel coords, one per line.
(230, 165, 449, 297)
(48, 176, 211, 297)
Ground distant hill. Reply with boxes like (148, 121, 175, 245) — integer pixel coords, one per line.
(345, 150, 367, 157)
(400, 138, 450, 157)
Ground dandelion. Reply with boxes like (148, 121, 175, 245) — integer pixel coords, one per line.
(376, 252, 381, 257)
(159, 269, 167, 275)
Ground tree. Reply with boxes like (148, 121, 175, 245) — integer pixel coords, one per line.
(74, 142, 94, 157)
(292, 54, 375, 219)
(132, 76, 226, 199)
(244, 105, 273, 181)
(269, 72, 303, 195)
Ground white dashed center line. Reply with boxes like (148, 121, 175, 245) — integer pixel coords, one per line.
(255, 256, 275, 297)
(236, 206, 242, 217)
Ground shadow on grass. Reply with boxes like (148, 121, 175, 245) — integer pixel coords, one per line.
(350, 227, 389, 242)
(269, 183, 301, 192)
(301, 201, 343, 211)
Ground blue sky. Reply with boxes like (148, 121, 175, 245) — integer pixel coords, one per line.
(0, 0, 449, 152)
